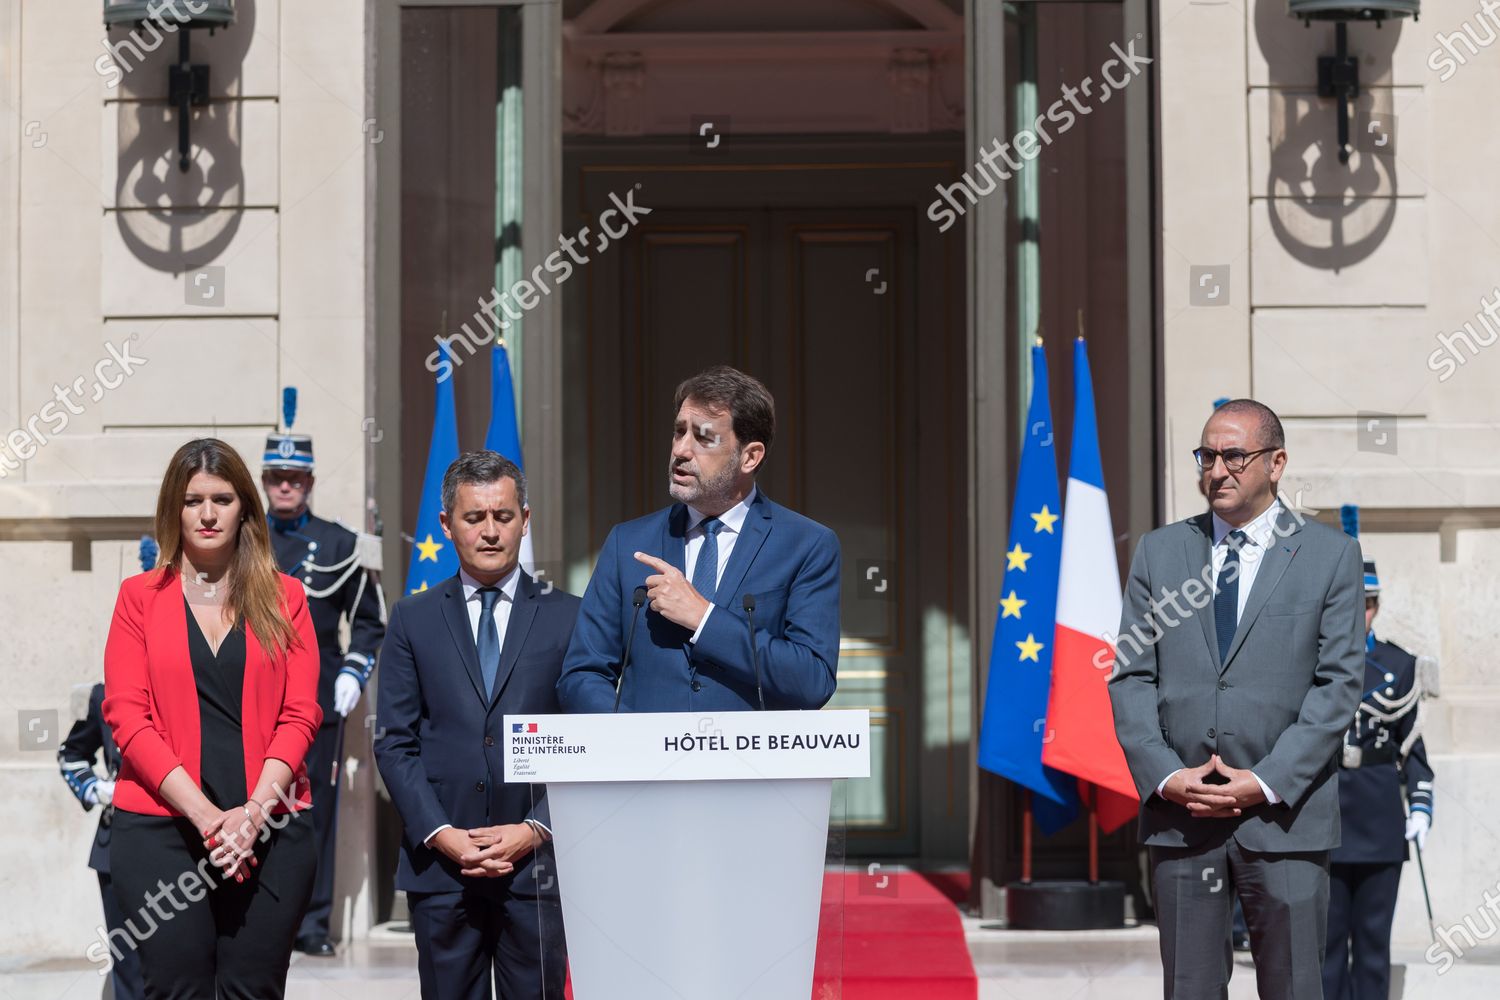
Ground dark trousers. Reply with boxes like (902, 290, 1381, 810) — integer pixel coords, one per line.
(297, 724, 340, 941)
(409, 888, 566, 1000)
(1323, 862, 1402, 1000)
(110, 809, 316, 1000)
(98, 870, 145, 1000)
(1150, 836, 1331, 999)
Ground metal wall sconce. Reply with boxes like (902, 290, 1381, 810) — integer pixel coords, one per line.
(103, 1, 238, 172)
(1287, 0, 1418, 164)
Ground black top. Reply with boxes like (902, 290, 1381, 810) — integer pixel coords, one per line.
(184, 597, 248, 809)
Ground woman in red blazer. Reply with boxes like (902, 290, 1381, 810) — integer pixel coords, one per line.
(103, 438, 323, 1000)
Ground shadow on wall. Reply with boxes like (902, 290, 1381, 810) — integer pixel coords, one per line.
(111, 0, 256, 272)
(1254, 0, 1402, 271)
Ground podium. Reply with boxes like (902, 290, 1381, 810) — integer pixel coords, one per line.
(503, 709, 871, 1000)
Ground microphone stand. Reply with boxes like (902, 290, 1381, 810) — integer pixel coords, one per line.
(741, 594, 766, 711)
(614, 586, 647, 712)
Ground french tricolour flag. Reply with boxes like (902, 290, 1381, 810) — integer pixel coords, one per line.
(1040, 338, 1140, 834)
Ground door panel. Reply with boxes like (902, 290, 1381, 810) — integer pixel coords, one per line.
(767, 213, 916, 851)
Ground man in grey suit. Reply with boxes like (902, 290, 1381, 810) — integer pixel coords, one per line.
(1109, 399, 1365, 999)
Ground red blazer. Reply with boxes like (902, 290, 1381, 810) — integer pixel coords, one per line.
(103, 568, 323, 817)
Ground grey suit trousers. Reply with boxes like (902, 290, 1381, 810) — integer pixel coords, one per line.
(1151, 833, 1330, 1000)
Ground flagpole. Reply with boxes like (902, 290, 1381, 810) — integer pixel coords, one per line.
(1021, 790, 1033, 884)
(1087, 785, 1100, 885)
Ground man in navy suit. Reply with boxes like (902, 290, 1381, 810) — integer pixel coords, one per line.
(375, 451, 579, 999)
(558, 365, 840, 713)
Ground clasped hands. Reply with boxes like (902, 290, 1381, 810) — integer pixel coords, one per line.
(433, 824, 541, 878)
(200, 803, 270, 883)
(1161, 755, 1267, 818)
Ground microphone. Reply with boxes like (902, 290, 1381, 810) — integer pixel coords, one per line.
(614, 586, 648, 712)
(741, 594, 766, 711)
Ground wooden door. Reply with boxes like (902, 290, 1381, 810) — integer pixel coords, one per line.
(565, 144, 968, 859)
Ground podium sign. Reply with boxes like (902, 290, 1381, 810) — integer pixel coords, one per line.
(503, 709, 870, 782)
(505, 710, 870, 999)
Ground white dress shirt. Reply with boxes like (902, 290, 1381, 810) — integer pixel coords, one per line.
(425, 565, 546, 846)
(459, 564, 520, 646)
(1156, 497, 1284, 806)
(684, 486, 757, 643)
(1210, 498, 1283, 622)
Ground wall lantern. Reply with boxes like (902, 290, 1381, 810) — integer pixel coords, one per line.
(104, 1, 238, 172)
(1287, 0, 1418, 163)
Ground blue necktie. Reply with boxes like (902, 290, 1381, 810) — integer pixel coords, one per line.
(691, 517, 724, 604)
(1214, 530, 1246, 663)
(477, 586, 502, 697)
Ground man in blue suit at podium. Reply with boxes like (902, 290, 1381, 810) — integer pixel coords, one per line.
(558, 365, 841, 713)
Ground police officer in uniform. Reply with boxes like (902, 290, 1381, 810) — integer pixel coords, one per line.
(60, 680, 144, 1000)
(1323, 505, 1434, 1000)
(262, 420, 386, 956)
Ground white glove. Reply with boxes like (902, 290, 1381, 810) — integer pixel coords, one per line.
(1405, 810, 1430, 851)
(96, 780, 114, 806)
(333, 673, 362, 718)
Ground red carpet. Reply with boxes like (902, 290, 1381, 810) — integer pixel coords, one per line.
(812, 871, 978, 999)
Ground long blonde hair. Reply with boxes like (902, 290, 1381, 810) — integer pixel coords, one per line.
(151, 438, 299, 657)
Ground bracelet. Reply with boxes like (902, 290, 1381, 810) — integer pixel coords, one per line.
(243, 805, 255, 821)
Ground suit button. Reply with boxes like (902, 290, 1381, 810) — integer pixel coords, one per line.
(691, 680, 702, 692)
(1207, 728, 1216, 739)
(1218, 681, 1227, 690)
(474, 781, 485, 792)
(483, 736, 495, 747)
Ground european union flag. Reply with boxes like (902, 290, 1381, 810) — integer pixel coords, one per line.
(484, 343, 534, 574)
(405, 341, 460, 595)
(976, 342, 1080, 833)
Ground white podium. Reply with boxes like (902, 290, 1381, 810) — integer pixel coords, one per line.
(503, 710, 870, 1000)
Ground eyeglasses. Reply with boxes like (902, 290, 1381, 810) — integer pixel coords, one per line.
(1192, 446, 1277, 473)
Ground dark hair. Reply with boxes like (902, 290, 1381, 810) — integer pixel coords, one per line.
(153, 438, 298, 656)
(672, 366, 776, 460)
(1211, 398, 1285, 450)
(442, 450, 527, 512)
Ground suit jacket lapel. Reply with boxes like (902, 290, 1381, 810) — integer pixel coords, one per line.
(439, 574, 488, 704)
(1184, 514, 1221, 670)
(489, 572, 538, 707)
(1222, 508, 1302, 671)
(714, 491, 773, 610)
